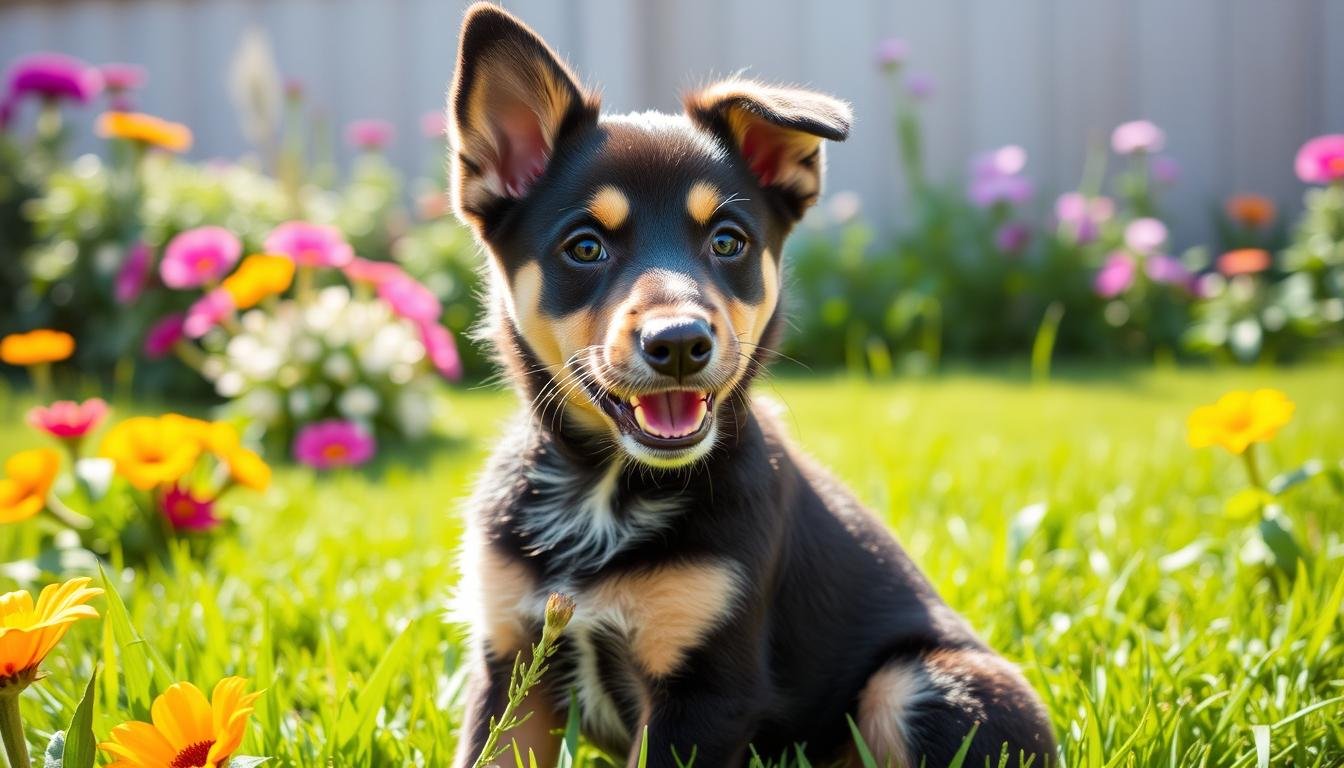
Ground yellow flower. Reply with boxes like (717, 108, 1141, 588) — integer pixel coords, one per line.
(99, 677, 262, 768)
(225, 448, 271, 492)
(221, 254, 295, 309)
(0, 449, 61, 524)
(0, 577, 101, 686)
(96, 111, 193, 153)
(101, 416, 203, 490)
(1187, 389, 1295, 455)
(0, 330, 74, 366)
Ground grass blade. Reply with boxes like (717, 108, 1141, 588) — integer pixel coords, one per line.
(61, 668, 99, 768)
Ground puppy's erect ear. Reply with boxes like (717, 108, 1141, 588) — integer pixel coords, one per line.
(449, 3, 598, 228)
(685, 80, 851, 219)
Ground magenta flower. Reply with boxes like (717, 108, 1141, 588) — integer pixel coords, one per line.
(161, 226, 242, 289)
(420, 111, 447, 140)
(904, 71, 935, 101)
(1294, 134, 1344, 185)
(144, 313, 187, 358)
(1124, 217, 1167, 254)
(1055, 192, 1114, 244)
(1145, 253, 1193, 288)
(27, 398, 108, 441)
(264, 221, 355, 268)
(419, 321, 463, 381)
(5, 53, 102, 105)
(346, 119, 395, 151)
(293, 420, 377, 470)
(968, 173, 1032, 209)
(344, 257, 407, 286)
(1151, 154, 1180, 185)
(183, 289, 235, 339)
(994, 221, 1031, 254)
(875, 38, 908, 70)
(160, 485, 219, 531)
(1111, 120, 1165, 155)
(378, 275, 442, 323)
(1094, 253, 1136, 298)
(115, 241, 153, 304)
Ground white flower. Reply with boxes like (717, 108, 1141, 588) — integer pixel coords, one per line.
(394, 390, 434, 438)
(338, 386, 381, 419)
(74, 458, 115, 500)
(323, 353, 356, 384)
(242, 388, 283, 423)
(288, 388, 314, 418)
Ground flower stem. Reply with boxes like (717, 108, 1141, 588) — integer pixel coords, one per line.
(1242, 443, 1265, 490)
(29, 363, 52, 403)
(0, 691, 30, 768)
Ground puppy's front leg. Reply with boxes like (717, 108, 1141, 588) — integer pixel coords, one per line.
(633, 681, 765, 768)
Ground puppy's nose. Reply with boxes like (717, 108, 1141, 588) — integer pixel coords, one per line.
(639, 317, 714, 379)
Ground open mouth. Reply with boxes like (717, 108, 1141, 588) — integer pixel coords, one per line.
(597, 389, 714, 449)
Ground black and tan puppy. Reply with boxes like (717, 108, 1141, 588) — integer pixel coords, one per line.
(449, 5, 1055, 766)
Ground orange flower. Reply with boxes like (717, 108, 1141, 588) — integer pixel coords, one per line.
(100, 416, 203, 490)
(1188, 389, 1295, 455)
(1224, 194, 1276, 229)
(0, 577, 102, 686)
(0, 330, 74, 366)
(0, 449, 61, 524)
(221, 253, 295, 309)
(99, 677, 262, 768)
(96, 111, 193, 153)
(1217, 248, 1272, 277)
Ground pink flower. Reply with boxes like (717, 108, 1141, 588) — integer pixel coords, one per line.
(5, 53, 102, 105)
(419, 321, 463, 381)
(904, 71, 935, 101)
(115, 241, 153, 304)
(264, 221, 355, 268)
(293, 420, 376, 469)
(1151, 154, 1180, 185)
(1145, 254, 1192, 288)
(144, 313, 186, 358)
(1294, 134, 1344, 185)
(1124, 217, 1167, 254)
(378, 275, 441, 323)
(27, 398, 108, 440)
(1111, 120, 1165, 155)
(184, 289, 234, 338)
(346, 119, 395, 151)
(968, 173, 1032, 209)
(100, 63, 146, 92)
(993, 221, 1031, 254)
(875, 38, 908, 69)
(344, 257, 407, 286)
(160, 226, 242, 289)
(284, 78, 304, 101)
(420, 111, 447, 140)
(972, 145, 1027, 178)
(160, 485, 219, 531)
(1094, 252, 1136, 298)
(1055, 192, 1114, 244)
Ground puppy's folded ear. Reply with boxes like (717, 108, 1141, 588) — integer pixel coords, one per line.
(449, 3, 598, 229)
(685, 80, 851, 220)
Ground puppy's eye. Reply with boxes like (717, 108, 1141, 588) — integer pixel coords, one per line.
(565, 237, 606, 264)
(710, 230, 745, 257)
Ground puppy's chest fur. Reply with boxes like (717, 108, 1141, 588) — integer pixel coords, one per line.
(463, 449, 744, 749)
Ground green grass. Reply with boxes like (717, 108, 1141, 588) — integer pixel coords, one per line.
(1, 364, 1342, 767)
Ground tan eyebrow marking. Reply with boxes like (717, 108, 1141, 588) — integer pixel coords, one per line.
(587, 185, 630, 230)
(686, 181, 722, 225)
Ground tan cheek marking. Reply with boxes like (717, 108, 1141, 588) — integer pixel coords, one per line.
(726, 249, 780, 347)
(592, 562, 741, 677)
(686, 181, 722, 225)
(587, 185, 630, 230)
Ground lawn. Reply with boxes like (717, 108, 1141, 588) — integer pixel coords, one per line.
(2, 364, 1342, 767)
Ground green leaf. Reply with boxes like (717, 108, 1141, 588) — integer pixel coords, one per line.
(555, 692, 580, 768)
(1224, 488, 1271, 521)
(1259, 508, 1306, 575)
(845, 715, 879, 768)
(635, 726, 649, 768)
(63, 669, 99, 768)
(227, 757, 272, 768)
(1251, 724, 1270, 768)
(44, 731, 65, 768)
(1268, 460, 1323, 495)
(335, 619, 416, 753)
(945, 722, 981, 768)
(98, 563, 154, 718)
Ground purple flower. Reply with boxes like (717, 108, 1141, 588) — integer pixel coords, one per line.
(115, 241, 153, 304)
(972, 145, 1027, 178)
(345, 118, 395, 151)
(420, 111, 447, 140)
(1094, 253, 1136, 298)
(1294, 134, 1344, 185)
(1144, 253, 1192, 288)
(904, 71, 935, 101)
(100, 63, 145, 92)
(1123, 217, 1167, 255)
(265, 221, 355, 268)
(1151, 154, 1179, 185)
(183, 288, 235, 338)
(293, 419, 377, 469)
(875, 38, 909, 69)
(994, 221, 1031, 254)
(968, 173, 1032, 209)
(378, 275, 442, 323)
(5, 53, 102, 105)
(419, 321, 463, 381)
(1111, 120, 1165, 155)
(144, 313, 186, 359)
(161, 226, 242, 289)
(1054, 192, 1115, 244)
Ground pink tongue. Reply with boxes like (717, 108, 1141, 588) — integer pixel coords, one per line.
(636, 391, 704, 436)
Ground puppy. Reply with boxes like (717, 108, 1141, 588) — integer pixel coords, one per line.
(449, 5, 1055, 767)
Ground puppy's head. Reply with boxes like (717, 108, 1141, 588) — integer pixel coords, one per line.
(450, 3, 850, 469)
